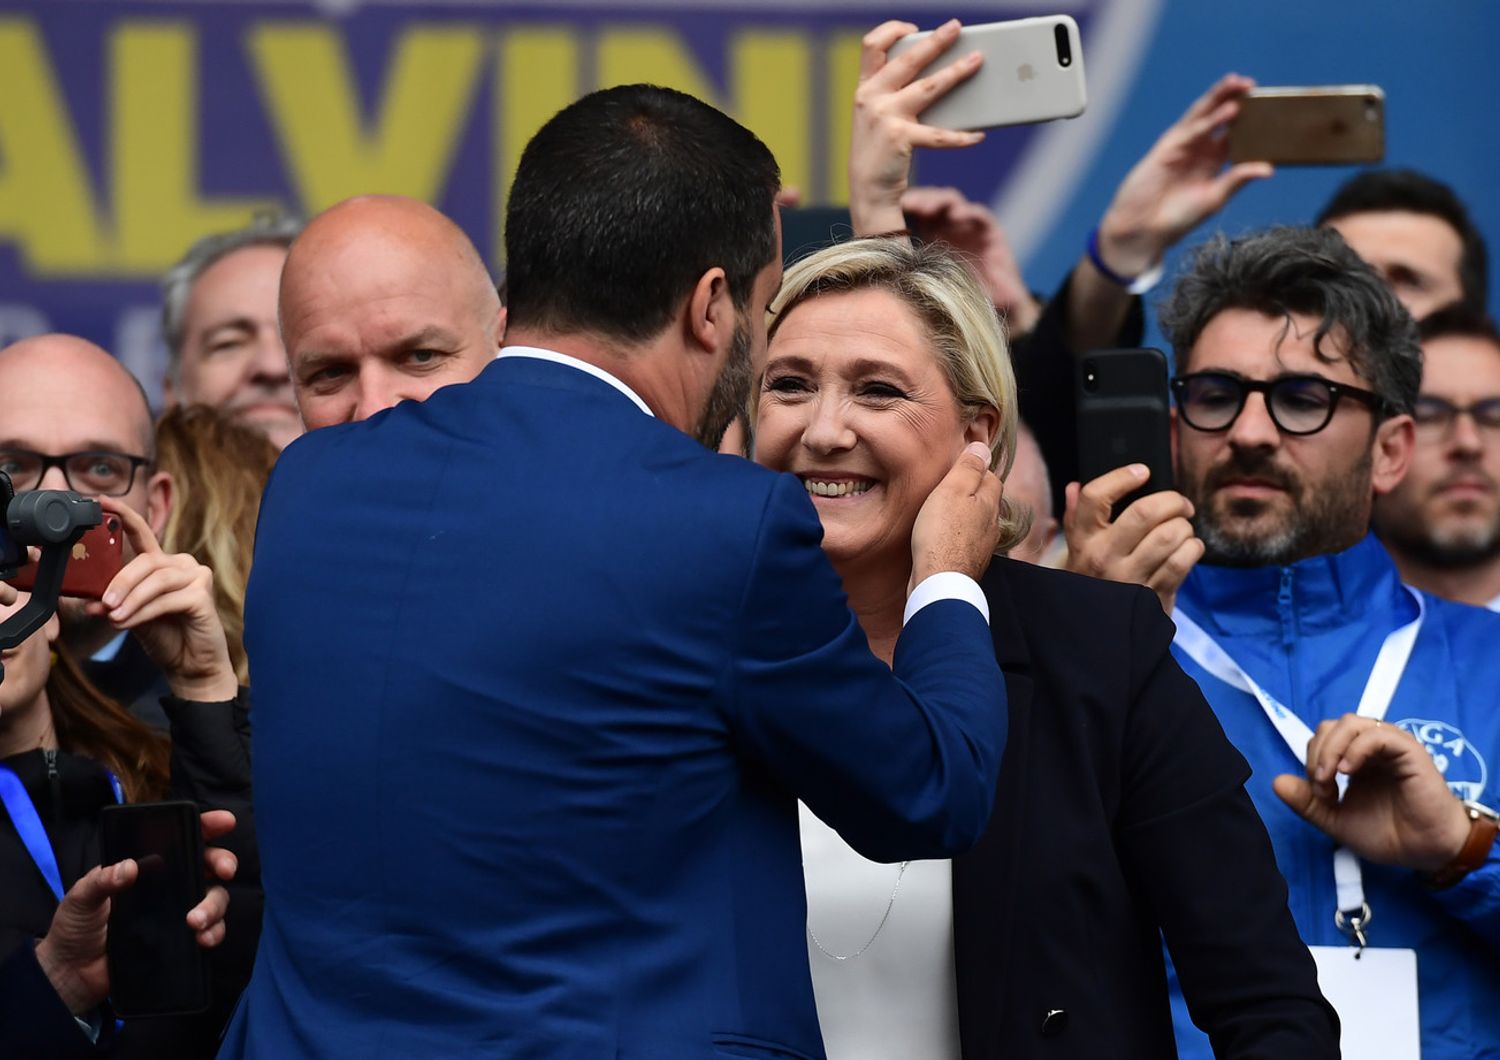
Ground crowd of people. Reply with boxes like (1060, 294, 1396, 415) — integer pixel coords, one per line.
(0, 14, 1496, 1059)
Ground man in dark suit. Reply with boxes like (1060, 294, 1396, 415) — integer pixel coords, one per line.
(222, 84, 1009, 1058)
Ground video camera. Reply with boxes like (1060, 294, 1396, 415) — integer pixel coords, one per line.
(0, 469, 103, 662)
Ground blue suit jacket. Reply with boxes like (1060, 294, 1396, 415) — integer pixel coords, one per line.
(221, 355, 1006, 1059)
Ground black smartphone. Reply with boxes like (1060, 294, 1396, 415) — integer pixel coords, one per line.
(99, 801, 210, 1018)
(1076, 348, 1174, 518)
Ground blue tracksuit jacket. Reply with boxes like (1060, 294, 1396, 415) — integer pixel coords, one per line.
(1168, 534, 1500, 1060)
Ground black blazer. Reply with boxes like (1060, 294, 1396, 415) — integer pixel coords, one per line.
(953, 560, 1339, 1059)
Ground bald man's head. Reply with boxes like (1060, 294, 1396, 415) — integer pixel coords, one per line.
(280, 196, 504, 431)
(1004, 422, 1058, 566)
(0, 333, 171, 534)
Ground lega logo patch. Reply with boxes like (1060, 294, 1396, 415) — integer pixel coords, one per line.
(1393, 719, 1488, 801)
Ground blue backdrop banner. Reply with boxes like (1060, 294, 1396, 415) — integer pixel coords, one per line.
(0, 0, 1494, 398)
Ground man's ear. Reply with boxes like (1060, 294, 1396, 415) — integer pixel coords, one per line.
(492, 304, 508, 350)
(963, 405, 1000, 449)
(685, 267, 732, 356)
(145, 469, 174, 541)
(1371, 413, 1415, 496)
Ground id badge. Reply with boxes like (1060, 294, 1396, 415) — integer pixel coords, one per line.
(1309, 946, 1419, 1059)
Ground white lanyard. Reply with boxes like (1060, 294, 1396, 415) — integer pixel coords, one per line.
(1171, 588, 1425, 945)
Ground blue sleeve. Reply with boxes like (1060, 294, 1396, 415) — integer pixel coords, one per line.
(721, 474, 1007, 862)
(1430, 848, 1500, 951)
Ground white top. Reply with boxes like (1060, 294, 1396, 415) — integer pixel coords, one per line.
(800, 802, 960, 1060)
(1488, 590, 1500, 613)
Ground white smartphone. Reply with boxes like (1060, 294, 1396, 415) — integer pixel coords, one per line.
(887, 16, 1087, 131)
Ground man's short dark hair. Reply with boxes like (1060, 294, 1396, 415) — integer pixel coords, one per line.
(1417, 301, 1500, 350)
(1161, 226, 1423, 416)
(504, 84, 781, 344)
(1316, 168, 1489, 313)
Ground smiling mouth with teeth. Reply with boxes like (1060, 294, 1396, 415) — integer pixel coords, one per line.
(803, 479, 874, 498)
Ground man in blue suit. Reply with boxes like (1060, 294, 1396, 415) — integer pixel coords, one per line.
(222, 85, 1009, 1058)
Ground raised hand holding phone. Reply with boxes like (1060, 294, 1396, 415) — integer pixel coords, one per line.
(849, 19, 986, 235)
(1093, 74, 1273, 282)
(886, 16, 1086, 132)
(84, 499, 237, 702)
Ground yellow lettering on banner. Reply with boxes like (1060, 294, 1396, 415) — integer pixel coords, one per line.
(732, 32, 810, 201)
(824, 31, 863, 206)
(249, 24, 485, 212)
(596, 28, 811, 199)
(0, 19, 108, 273)
(597, 29, 717, 107)
(112, 24, 275, 273)
(495, 28, 578, 259)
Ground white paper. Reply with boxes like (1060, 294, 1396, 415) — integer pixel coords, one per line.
(1309, 945, 1420, 1060)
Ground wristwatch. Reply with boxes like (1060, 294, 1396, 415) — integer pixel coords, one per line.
(1424, 800, 1500, 890)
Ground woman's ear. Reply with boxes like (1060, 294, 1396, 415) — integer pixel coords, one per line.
(964, 404, 1000, 449)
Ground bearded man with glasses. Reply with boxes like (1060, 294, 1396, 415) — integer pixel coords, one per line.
(1373, 305, 1500, 611)
(1066, 226, 1500, 1060)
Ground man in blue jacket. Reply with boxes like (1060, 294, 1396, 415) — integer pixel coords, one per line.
(221, 85, 1009, 1058)
(1068, 226, 1500, 1058)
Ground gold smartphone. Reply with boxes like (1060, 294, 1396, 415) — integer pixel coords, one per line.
(1228, 85, 1384, 165)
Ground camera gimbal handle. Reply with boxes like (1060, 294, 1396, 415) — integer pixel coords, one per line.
(0, 488, 103, 657)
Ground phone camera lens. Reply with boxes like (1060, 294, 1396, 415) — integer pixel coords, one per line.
(1054, 23, 1072, 67)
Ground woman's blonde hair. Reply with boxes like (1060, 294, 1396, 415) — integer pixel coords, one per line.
(763, 237, 1029, 551)
(156, 404, 280, 685)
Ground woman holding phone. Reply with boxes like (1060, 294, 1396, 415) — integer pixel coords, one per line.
(0, 501, 251, 1057)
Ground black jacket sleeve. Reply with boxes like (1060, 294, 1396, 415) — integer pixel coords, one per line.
(1114, 590, 1340, 1058)
(161, 690, 261, 1052)
(1012, 267, 1146, 515)
(0, 941, 115, 1058)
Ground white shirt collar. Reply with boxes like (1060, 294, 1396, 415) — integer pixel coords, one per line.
(498, 346, 654, 417)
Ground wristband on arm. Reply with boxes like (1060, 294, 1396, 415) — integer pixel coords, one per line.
(1086, 227, 1164, 295)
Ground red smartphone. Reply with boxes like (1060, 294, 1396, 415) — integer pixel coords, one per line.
(6, 513, 123, 599)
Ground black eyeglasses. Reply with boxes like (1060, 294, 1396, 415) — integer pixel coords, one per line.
(1413, 395, 1500, 436)
(0, 450, 151, 497)
(1171, 372, 1387, 436)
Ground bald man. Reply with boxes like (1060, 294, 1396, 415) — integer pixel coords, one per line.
(0, 334, 174, 724)
(280, 196, 505, 430)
